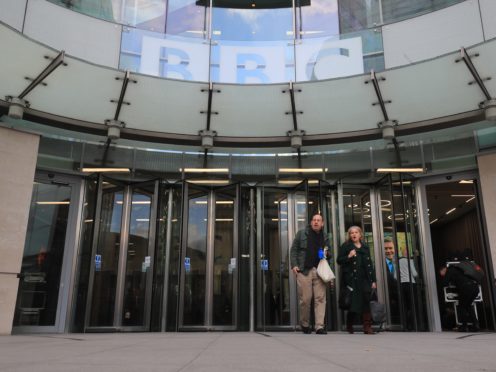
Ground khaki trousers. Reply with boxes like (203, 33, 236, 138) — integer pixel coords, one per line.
(296, 267, 327, 330)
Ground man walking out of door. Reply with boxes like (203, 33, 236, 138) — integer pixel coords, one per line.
(290, 213, 332, 334)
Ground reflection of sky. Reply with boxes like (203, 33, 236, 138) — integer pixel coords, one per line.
(187, 199, 208, 253)
(213, 8, 292, 41)
(130, 193, 151, 239)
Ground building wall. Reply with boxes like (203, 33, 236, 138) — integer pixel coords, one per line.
(0, 126, 39, 335)
(477, 152, 496, 279)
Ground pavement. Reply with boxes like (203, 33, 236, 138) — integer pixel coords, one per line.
(0, 331, 495, 372)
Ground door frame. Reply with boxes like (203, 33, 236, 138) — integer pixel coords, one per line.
(416, 170, 494, 332)
(178, 182, 240, 330)
(84, 177, 159, 332)
(13, 171, 84, 334)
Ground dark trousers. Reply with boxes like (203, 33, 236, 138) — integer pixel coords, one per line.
(457, 282, 479, 326)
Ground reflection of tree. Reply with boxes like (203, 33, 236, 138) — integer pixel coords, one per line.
(52, 0, 114, 22)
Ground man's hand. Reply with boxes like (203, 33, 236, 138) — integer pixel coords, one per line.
(292, 266, 300, 275)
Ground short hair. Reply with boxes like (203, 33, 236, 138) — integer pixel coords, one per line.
(346, 225, 363, 242)
(384, 237, 394, 244)
(311, 213, 324, 220)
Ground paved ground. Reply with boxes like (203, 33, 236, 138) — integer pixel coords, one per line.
(0, 331, 495, 372)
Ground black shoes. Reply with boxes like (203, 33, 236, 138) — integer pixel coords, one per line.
(302, 326, 312, 334)
(316, 328, 327, 335)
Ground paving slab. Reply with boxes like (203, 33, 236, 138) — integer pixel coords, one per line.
(0, 331, 495, 372)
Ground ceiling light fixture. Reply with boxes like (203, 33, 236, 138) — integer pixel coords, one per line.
(187, 180, 230, 185)
(459, 180, 474, 184)
(278, 180, 319, 185)
(450, 194, 475, 197)
(279, 168, 327, 173)
(180, 168, 229, 173)
(376, 168, 424, 173)
(465, 196, 476, 203)
(36, 201, 70, 205)
(81, 168, 130, 173)
(446, 208, 457, 215)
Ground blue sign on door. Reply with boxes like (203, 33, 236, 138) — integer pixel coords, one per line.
(261, 259, 269, 271)
(95, 254, 102, 271)
(184, 257, 191, 273)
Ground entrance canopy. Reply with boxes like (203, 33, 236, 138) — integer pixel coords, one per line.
(0, 22, 495, 150)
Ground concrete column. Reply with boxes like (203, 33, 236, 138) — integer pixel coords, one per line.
(477, 152, 496, 279)
(0, 126, 39, 335)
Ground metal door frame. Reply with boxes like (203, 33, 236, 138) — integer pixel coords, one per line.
(13, 171, 84, 334)
(178, 182, 240, 330)
(84, 177, 158, 332)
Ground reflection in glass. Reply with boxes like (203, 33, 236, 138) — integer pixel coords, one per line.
(297, 0, 339, 39)
(167, 186, 183, 330)
(166, 0, 208, 37)
(262, 191, 290, 326)
(183, 194, 208, 325)
(14, 182, 71, 326)
(122, 189, 152, 326)
(212, 196, 235, 325)
(72, 178, 98, 332)
(89, 186, 124, 327)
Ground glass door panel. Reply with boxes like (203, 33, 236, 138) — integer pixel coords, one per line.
(14, 181, 71, 327)
(392, 177, 428, 331)
(89, 183, 124, 327)
(182, 187, 208, 326)
(122, 186, 153, 327)
(212, 188, 236, 326)
(260, 189, 291, 328)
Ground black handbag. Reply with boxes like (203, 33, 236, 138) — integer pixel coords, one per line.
(339, 285, 353, 310)
(369, 288, 386, 323)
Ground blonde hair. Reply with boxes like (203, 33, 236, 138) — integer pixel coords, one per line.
(346, 225, 363, 242)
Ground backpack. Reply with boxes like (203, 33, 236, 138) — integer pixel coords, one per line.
(457, 260, 484, 283)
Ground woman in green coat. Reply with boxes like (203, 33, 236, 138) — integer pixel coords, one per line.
(337, 226, 376, 334)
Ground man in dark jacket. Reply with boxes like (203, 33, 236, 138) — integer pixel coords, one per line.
(440, 263, 480, 332)
(290, 213, 332, 334)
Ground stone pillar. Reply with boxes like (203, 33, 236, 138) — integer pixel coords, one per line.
(477, 152, 496, 279)
(0, 126, 39, 335)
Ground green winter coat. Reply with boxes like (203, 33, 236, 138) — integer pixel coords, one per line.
(337, 241, 376, 313)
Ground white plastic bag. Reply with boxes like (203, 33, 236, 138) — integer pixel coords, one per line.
(317, 259, 335, 282)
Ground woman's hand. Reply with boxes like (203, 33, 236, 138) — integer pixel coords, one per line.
(292, 266, 300, 275)
(348, 249, 356, 259)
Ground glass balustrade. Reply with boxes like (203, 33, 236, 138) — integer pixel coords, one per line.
(45, 0, 464, 83)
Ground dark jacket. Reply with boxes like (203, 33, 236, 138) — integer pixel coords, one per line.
(290, 226, 332, 275)
(337, 241, 376, 313)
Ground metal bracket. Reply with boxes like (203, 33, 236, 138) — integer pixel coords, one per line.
(283, 82, 302, 132)
(110, 71, 136, 121)
(365, 70, 394, 123)
(14, 50, 66, 100)
(456, 47, 492, 101)
(200, 82, 220, 132)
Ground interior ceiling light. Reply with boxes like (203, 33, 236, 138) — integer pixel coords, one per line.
(451, 194, 475, 197)
(466, 197, 476, 203)
(446, 207, 457, 215)
(278, 180, 319, 185)
(36, 201, 70, 205)
(81, 168, 130, 173)
(376, 168, 424, 173)
(187, 180, 230, 185)
(459, 180, 474, 184)
(180, 168, 229, 173)
(279, 168, 328, 173)
(430, 218, 438, 224)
